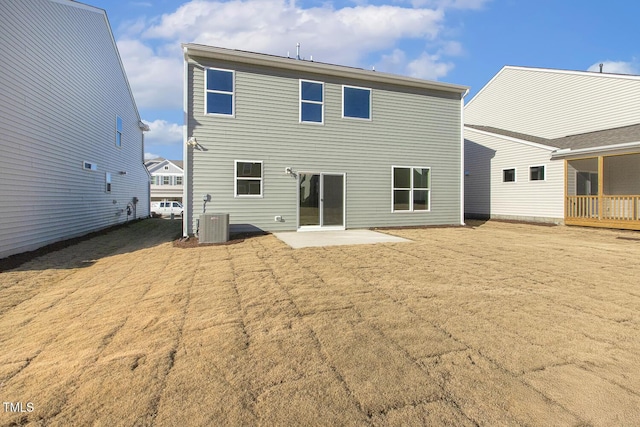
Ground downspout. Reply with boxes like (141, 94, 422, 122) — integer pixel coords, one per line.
(460, 88, 469, 226)
(182, 46, 190, 237)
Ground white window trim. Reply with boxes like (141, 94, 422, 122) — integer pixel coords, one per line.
(204, 67, 235, 117)
(502, 167, 517, 183)
(391, 166, 431, 213)
(529, 164, 546, 182)
(234, 160, 263, 198)
(342, 85, 372, 121)
(83, 161, 97, 171)
(299, 79, 324, 124)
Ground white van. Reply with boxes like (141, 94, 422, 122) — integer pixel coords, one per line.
(151, 201, 183, 217)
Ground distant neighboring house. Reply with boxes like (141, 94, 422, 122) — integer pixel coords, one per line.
(182, 44, 469, 236)
(145, 159, 184, 203)
(464, 66, 640, 230)
(0, 0, 150, 259)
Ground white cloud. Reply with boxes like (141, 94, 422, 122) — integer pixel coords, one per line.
(587, 60, 639, 75)
(378, 48, 455, 80)
(117, 39, 183, 110)
(145, 152, 161, 160)
(410, 0, 490, 10)
(407, 52, 454, 80)
(143, 119, 183, 147)
(142, 0, 444, 66)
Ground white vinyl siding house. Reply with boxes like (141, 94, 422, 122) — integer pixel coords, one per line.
(0, 0, 150, 259)
(183, 44, 468, 236)
(146, 159, 184, 203)
(464, 127, 564, 223)
(464, 66, 640, 229)
(465, 66, 640, 139)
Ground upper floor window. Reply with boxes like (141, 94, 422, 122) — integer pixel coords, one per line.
(343, 86, 371, 120)
(392, 166, 430, 212)
(162, 176, 171, 185)
(205, 68, 234, 116)
(105, 172, 112, 193)
(115, 116, 123, 147)
(300, 80, 324, 123)
(530, 165, 545, 181)
(176, 176, 183, 185)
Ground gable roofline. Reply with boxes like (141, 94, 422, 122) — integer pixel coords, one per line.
(55, 0, 146, 128)
(183, 43, 469, 95)
(147, 158, 184, 174)
(465, 65, 640, 110)
(464, 125, 558, 151)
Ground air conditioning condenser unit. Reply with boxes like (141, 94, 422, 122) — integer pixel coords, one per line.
(199, 213, 229, 244)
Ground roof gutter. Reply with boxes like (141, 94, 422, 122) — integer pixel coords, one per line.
(183, 44, 469, 95)
(551, 141, 640, 159)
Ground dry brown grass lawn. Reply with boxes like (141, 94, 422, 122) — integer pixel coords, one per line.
(1, 218, 640, 426)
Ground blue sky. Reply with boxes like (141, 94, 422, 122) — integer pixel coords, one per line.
(89, 0, 639, 160)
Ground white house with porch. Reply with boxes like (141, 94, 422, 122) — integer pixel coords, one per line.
(464, 66, 640, 230)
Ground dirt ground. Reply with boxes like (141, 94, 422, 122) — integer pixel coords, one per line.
(1, 219, 639, 426)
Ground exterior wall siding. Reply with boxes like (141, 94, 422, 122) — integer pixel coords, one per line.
(186, 57, 463, 233)
(0, 0, 149, 259)
(464, 129, 564, 222)
(465, 67, 640, 139)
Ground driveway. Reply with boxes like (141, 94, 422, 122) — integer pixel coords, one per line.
(1, 219, 639, 425)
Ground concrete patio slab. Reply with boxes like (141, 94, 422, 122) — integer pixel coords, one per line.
(273, 229, 411, 249)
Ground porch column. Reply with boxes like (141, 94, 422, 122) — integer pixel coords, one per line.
(563, 159, 568, 220)
(598, 156, 604, 220)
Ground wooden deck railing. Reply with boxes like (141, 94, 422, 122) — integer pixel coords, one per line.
(566, 195, 640, 221)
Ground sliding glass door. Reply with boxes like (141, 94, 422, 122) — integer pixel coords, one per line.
(298, 173, 345, 229)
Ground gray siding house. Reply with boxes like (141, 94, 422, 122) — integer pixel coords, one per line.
(183, 44, 468, 236)
(464, 66, 640, 230)
(0, 0, 150, 259)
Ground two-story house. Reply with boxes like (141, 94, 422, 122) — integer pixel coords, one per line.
(182, 44, 468, 237)
(145, 158, 184, 203)
(0, 0, 150, 259)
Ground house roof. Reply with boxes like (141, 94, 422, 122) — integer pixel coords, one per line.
(466, 123, 640, 157)
(551, 123, 640, 150)
(465, 125, 552, 146)
(145, 158, 184, 173)
(183, 44, 469, 95)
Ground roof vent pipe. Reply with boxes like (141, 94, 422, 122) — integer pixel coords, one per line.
(296, 43, 300, 60)
(599, 63, 603, 73)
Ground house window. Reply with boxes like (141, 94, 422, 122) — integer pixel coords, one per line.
(83, 161, 97, 171)
(151, 176, 159, 185)
(162, 176, 171, 185)
(343, 85, 371, 120)
(530, 165, 545, 181)
(503, 168, 516, 182)
(115, 116, 123, 147)
(176, 176, 183, 185)
(235, 161, 263, 197)
(105, 172, 112, 193)
(300, 80, 324, 123)
(392, 166, 430, 212)
(205, 68, 234, 116)
(163, 166, 169, 170)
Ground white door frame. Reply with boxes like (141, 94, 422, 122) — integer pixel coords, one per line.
(297, 171, 346, 231)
